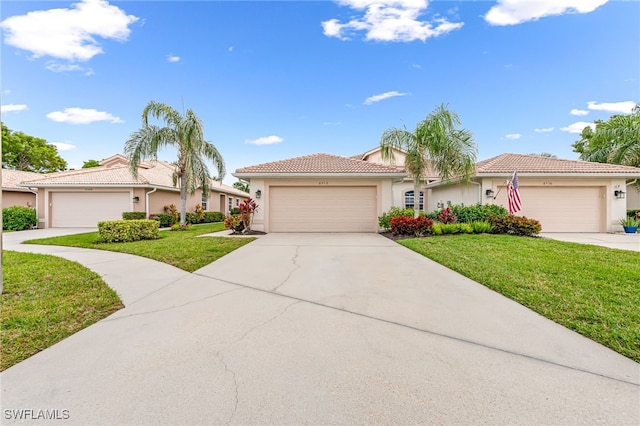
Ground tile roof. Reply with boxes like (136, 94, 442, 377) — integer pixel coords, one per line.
(2, 169, 42, 190)
(234, 153, 406, 175)
(476, 153, 640, 175)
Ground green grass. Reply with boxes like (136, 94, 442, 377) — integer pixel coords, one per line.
(24, 223, 254, 272)
(1, 251, 123, 371)
(400, 234, 640, 363)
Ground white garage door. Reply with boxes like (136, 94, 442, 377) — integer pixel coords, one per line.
(270, 186, 377, 232)
(497, 186, 603, 232)
(52, 192, 131, 227)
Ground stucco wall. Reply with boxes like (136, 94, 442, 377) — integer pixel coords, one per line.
(2, 191, 36, 209)
(627, 185, 640, 210)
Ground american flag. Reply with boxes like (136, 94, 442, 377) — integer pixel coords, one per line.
(507, 171, 522, 214)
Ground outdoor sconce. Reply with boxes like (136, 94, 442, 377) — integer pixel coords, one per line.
(255, 190, 262, 199)
(436, 202, 444, 208)
(132, 196, 140, 203)
(614, 190, 626, 199)
(485, 189, 495, 198)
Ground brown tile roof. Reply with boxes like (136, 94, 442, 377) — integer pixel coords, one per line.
(234, 153, 406, 175)
(2, 169, 43, 190)
(476, 153, 640, 175)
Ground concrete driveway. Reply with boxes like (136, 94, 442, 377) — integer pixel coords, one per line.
(540, 232, 640, 252)
(1, 232, 638, 425)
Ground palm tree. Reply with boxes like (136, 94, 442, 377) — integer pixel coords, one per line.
(125, 101, 226, 225)
(233, 181, 249, 193)
(380, 104, 477, 218)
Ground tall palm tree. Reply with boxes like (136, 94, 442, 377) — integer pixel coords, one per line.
(125, 101, 226, 225)
(380, 104, 477, 218)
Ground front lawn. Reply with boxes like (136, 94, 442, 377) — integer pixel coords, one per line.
(24, 223, 254, 272)
(400, 234, 640, 363)
(1, 251, 123, 371)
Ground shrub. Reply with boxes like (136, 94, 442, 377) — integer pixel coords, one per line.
(439, 207, 457, 224)
(2, 206, 37, 231)
(431, 223, 443, 235)
(203, 211, 225, 223)
(471, 221, 493, 234)
(390, 216, 433, 237)
(122, 211, 146, 220)
(379, 207, 415, 230)
(489, 215, 542, 236)
(230, 207, 241, 215)
(98, 220, 159, 243)
(185, 212, 199, 225)
(194, 204, 205, 223)
(450, 204, 509, 223)
(239, 197, 258, 231)
(150, 213, 175, 228)
(627, 209, 640, 219)
(164, 204, 180, 223)
(458, 223, 474, 234)
(170, 223, 192, 231)
(439, 223, 461, 235)
(224, 215, 244, 232)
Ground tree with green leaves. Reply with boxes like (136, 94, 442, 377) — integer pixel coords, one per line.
(1, 122, 67, 172)
(124, 101, 226, 226)
(232, 181, 249, 193)
(82, 159, 101, 168)
(572, 104, 640, 167)
(380, 104, 477, 218)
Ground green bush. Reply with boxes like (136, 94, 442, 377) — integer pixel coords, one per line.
(427, 204, 508, 223)
(471, 221, 493, 234)
(2, 206, 37, 231)
(230, 207, 241, 215)
(439, 223, 461, 235)
(489, 215, 542, 236)
(149, 213, 175, 227)
(458, 223, 474, 234)
(170, 223, 192, 231)
(122, 211, 146, 220)
(203, 211, 225, 223)
(379, 207, 416, 230)
(431, 223, 443, 235)
(627, 209, 640, 219)
(98, 219, 160, 243)
(185, 212, 199, 225)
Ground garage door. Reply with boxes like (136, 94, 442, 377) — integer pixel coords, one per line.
(269, 186, 377, 232)
(496, 186, 603, 232)
(52, 192, 131, 227)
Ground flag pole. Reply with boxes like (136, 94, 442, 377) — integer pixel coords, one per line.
(492, 180, 510, 200)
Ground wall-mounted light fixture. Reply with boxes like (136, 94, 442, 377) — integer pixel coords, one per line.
(132, 196, 140, 203)
(485, 189, 495, 199)
(255, 190, 262, 199)
(436, 202, 444, 209)
(614, 190, 626, 199)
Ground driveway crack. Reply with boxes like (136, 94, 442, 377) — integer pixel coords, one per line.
(271, 245, 301, 293)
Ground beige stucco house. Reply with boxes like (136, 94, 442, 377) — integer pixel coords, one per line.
(15, 154, 248, 228)
(234, 149, 640, 233)
(2, 169, 40, 209)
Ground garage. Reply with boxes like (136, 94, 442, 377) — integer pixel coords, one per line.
(51, 192, 131, 227)
(497, 186, 604, 232)
(269, 186, 377, 232)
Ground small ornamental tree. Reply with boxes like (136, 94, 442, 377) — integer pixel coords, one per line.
(239, 197, 258, 232)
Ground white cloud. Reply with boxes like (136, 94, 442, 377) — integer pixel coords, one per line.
(534, 127, 554, 133)
(0, 0, 139, 62)
(1, 104, 28, 113)
(364, 90, 407, 105)
(505, 133, 521, 140)
(45, 62, 84, 72)
(245, 135, 284, 146)
(46, 107, 123, 124)
(51, 142, 76, 151)
(587, 100, 636, 114)
(228, 46, 234, 52)
(322, 0, 464, 42)
(570, 109, 589, 116)
(561, 121, 596, 134)
(485, 0, 608, 26)
(167, 55, 180, 63)
(323, 121, 342, 126)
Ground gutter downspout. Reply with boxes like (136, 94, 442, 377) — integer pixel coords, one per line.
(145, 187, 158, 218)
(27, 188, 39, 228)
(626, 179, 638, 187)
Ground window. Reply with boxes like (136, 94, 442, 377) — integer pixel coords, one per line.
(201, 194, 208, 211)
(404, 190, 424, 210)
(236, 198, 240, 207)
(228, 197, 232, 213)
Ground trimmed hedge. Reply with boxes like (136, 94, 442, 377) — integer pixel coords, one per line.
(98, 219, 160, 243)
(426, 204, 509, 223)
(203, 211, 225, 223)
(149, 213, 176, 228)
(3, 206, 37, 231)
(390, 216, 434, 236)
(122, 211, 146, 220)
(489, 215, 542, 236)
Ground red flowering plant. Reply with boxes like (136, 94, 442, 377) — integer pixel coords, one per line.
(439, 207, 457, 224)
(239, 197, 259, 232)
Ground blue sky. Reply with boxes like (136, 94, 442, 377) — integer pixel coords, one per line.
(1, 0, 638, 185)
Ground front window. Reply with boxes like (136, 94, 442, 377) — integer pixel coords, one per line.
(201, 194, 208, 211)
(228, 197, 232, 213)
(405, 190, 424, 210)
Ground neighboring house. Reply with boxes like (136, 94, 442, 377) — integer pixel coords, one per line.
(234, 150, 640, 233)
(17, 154, 248, 228)
(2, 169, 40, 209)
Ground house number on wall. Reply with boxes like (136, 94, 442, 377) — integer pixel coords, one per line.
(318, 181, 329, 185)
(543, 181, 553, 185)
